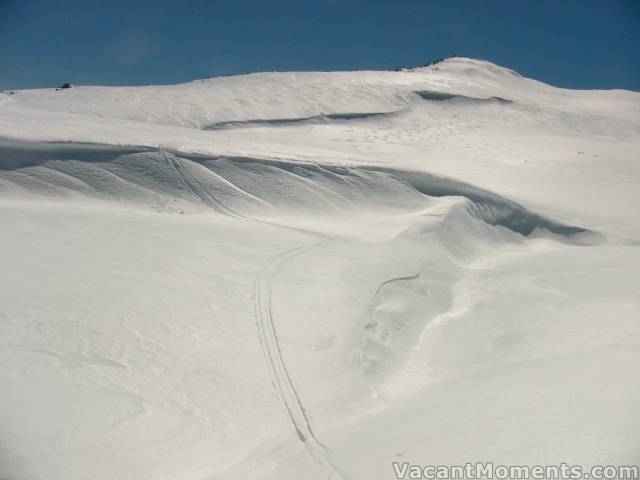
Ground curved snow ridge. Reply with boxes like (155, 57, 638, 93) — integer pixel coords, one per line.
(364, 166, 588, 237)
(0, 140, 590, 239)
(201, 89, 514, 131)
(3, 57, 638, 136)
(202, 90, 515, 131)
(1, 72, 416, 130)
(416, 90, 513, 105)
(203, 110, 399, 130)
(0, 144, 418, 217)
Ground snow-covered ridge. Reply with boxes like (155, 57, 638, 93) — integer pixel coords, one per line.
(0, 139, 592, 240)
(2, 57, 638, 236)
(2, 57, 638, 132)
(1, 58, 639, 480)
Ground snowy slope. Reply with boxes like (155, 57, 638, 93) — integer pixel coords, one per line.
(0, 57, 639, 480)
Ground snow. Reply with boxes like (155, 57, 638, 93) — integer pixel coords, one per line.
(0, 57, 639, 479)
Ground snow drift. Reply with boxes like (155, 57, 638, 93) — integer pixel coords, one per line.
(0, 57, 639, 480)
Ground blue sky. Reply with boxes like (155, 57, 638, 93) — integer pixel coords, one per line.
(1, 0, 639, 90)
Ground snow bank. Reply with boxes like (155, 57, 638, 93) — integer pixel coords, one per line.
(1, 58, 639, 480)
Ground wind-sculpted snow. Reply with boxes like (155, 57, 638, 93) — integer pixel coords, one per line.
(0, 140, 589, 238)
(415, 90, 513, 104)
(1, 58, 639, 480)
(204, 111, 398, 130)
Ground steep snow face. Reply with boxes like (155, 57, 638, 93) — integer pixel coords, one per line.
(0, 58, 639, 480)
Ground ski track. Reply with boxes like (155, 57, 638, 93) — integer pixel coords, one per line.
(165, 151, 243, 218)
(166, 147, 345, 477)
(255, 244, 348, 480)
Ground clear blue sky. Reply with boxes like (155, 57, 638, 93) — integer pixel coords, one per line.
(1, 0, 639, 91)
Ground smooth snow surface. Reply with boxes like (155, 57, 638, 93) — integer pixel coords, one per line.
(1, 57, 639, 479)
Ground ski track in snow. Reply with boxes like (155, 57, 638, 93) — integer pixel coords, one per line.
(170, 145, 344, 475)
(165, 151, 243, 218)
(172, 144, 345, 477)
(255, 243, 348, 480)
